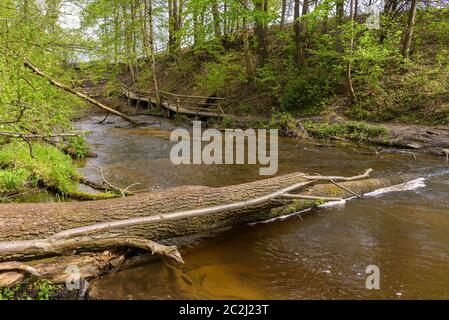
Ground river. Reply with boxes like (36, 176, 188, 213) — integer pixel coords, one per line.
(75, 115, 449, 299)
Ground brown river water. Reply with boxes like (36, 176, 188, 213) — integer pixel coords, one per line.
(33, 115, 449, 299)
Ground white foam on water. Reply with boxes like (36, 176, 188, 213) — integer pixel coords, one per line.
(250, 177, 427, 225)
(365, 178, 426, 197)
(317, 198, 351, 208)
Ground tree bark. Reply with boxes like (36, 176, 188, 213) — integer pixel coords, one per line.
(401, 0, 418, 58)
(0, 169, 411, 251)
(294, 0, 309, 67)
(242, 0, 254, 79)
(347, 0, 357, 103)
(253, 0, 269, 64)
(336, 0, 344, 53)
(280, 0, 286, 29)
(212, 0, 222, 39)
(142, 0, 161, 107)
(0, 170, 417, 286)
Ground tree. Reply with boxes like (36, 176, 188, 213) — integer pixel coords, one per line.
(336, 0, 344, 53)
(141, 0, 161, 106)
(242, 0, 254, 79)
(253, 0, 269, 64)
(280, 0, 286, 29)
(212, 0, 222, 38)
(346, 0, 357, 103)
(402, 0, 418, 58)
(293, 0, 309, 67)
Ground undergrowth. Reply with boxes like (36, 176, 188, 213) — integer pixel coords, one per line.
(0, 141, 79, 194)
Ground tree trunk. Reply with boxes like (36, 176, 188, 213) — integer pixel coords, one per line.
(122, 1, 135, 83)
(280, 0, 286, 29)
(253, 0, 269, 64)
(336, 0, 344, 53)
(23, 59, 137, 125)
(401, 0, 418, 58)
(142, 0, 161, 107)
(294, 0, 309, 67)
(45, 0, 60, 33)
(0, 170, 417, 286)
(212, 0, 222, 39)
(242, 0, 253, 79)
(347, 0, 357, 103)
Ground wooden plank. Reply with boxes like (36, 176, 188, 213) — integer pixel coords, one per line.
(123, 87, 228, 119)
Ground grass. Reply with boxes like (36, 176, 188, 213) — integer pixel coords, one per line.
(303, 121, 390, 141)
(0, 141, 79, 194)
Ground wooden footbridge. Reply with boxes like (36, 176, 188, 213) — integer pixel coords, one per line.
(122, 85, 227, 119)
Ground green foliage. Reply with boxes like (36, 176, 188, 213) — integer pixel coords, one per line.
(0, 168, 31, 193)
(196, 53, 246, 93)
(65, 136, 90, 159)
(270, 111, 295, 129)
(0, 280, 63, 300)
(34, 280, 61, 300)
(303, 121, 389, 141)
(280, 68, 339, 115)
(221, 117, 236, 129)
(0, 142, 79, 194)
(0, 3, 87, 138)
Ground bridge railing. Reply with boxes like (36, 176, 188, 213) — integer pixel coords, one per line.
(121, 84, 225, 118)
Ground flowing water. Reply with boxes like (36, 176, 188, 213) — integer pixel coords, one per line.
(78, 115, 449, 299)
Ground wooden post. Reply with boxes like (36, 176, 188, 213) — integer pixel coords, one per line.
(176, 98, 180, 117)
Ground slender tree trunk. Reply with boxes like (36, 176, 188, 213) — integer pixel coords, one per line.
(346, 0, 357, 103)
(223, 1, 228, 36)
(23, 60, 137, 125)
(336, 0, 344, 53)
(168, 0, 174, 50)
(193, 7, 199, 47)
(45, 0, 60, 33)
(113, 0, 120, 66)
(141, 0, 161, 107)
(293, 0, 309, 67)
(322, 13, 329, 34)
(122, 1, 135, 83)
(401, 0, 418, 58)
(131, 0, 139, 79)
(212, 0, 222, 39)
(242, 0, 253, 79)
(253, 0, 269, 64)
(172, 0, 179, 51)
(280, 0, 286, 29)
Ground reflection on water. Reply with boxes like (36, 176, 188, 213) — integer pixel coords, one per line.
(79, 116, 449, 299)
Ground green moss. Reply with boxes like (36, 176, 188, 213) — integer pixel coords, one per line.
(68, 191, 118, 200)
(0, 141, 79, 194)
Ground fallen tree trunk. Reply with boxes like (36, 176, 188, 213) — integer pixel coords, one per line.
(0, 169, 415, 287)
(23, 59, 138, 126)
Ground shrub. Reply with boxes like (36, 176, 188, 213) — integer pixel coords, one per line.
(303, 121, 389, 141)
(0, 141, 78, 194)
